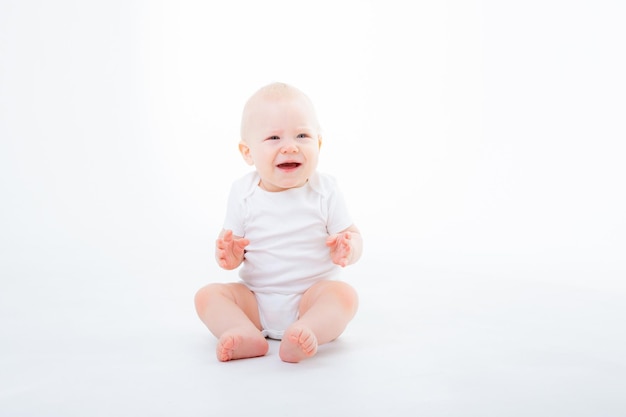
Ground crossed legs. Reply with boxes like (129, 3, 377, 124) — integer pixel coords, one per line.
(194, 281, 358, 363)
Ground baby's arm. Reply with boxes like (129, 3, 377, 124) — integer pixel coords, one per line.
(326, 224, 363, 267)
(215, 229, 250, 270)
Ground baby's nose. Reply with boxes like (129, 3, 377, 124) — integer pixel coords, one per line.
(281, 143, 299, 153)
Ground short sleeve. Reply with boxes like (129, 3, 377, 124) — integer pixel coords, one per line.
(223, 182, 245, 237)
(222, 172, 258, 237)
(323, 176, 354, 235)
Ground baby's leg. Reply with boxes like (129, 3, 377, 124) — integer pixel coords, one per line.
(195, 283, 268, 361)
(279, 281, 358, 363)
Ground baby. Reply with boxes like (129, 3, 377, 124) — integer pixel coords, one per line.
(194, 82, 362, 363)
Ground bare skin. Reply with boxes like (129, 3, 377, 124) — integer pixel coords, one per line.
(194, 227, 361, 363)
(195, 83, 362, 363)
(279, 279, 358, 363)
(194, 282, 268, 361)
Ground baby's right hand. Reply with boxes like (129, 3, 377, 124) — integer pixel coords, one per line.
(215, 229, 250, 270)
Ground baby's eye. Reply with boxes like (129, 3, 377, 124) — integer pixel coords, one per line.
(297, 133, 310, 139)
(266, 136, 280, 141)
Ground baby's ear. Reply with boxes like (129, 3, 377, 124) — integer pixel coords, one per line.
(318, 135, 323, 150)
(238, 141, 254, 165)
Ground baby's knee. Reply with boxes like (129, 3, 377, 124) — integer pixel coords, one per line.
(194, 283, 226, 311)
(334, 281, 359, 314)
(315, 280, 359, 314)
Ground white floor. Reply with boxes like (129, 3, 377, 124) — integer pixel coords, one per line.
(2, 2, 625, 415)
(2, 253, 625, 417)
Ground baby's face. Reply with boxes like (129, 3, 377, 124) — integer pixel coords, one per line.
(239, 94, 321, 192)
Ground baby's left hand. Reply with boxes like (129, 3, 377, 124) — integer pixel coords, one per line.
(326, 232, 353, 267)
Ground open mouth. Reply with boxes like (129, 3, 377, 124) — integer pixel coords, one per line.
(277, 162, 301, 169)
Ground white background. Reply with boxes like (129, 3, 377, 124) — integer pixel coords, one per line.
(1, 1, 625, 416)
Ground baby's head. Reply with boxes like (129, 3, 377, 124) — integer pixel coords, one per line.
(238, 83, 323, 192)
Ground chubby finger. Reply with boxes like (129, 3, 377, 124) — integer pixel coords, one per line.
(222, 229, 234, 241)
(336, 254, 349, 267)
(235, 238, 250, 248)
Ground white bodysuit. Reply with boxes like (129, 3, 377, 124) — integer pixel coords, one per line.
(223, 171, 353, 339)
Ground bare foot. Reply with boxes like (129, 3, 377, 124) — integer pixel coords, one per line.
(216, 330, 268, 362)
(279, 326, 318, 363)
